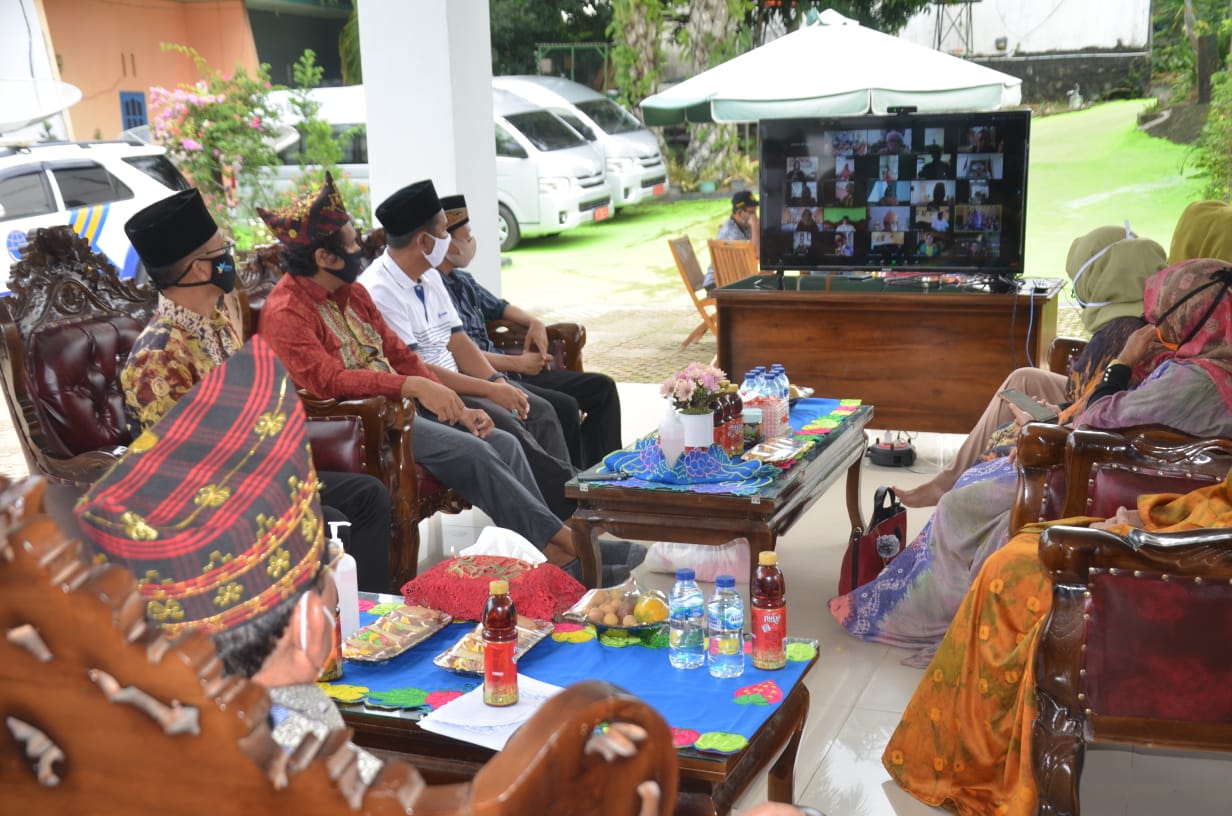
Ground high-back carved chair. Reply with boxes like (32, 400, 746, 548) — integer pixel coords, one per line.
(0, 474, 678, 815)
(358, 228, 587, 371)
(0, 226, 441, 590)
(708, 239, 758, 288)
(668, 237, 718, 349)
(1014, 429, 1232, 815)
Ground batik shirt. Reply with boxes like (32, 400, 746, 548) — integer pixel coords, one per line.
(441, 268, 509, 353)
(122, 294, 243, 435)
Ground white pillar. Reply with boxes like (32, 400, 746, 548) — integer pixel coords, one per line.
(357, 0, 501, 294)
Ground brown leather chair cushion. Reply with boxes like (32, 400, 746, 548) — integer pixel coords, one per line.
(25, 316, 143, 459)
(304, 416, 366, 474)
(1084, 573, 1232, 723)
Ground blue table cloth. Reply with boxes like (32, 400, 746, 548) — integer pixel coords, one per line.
(324, 605, 818, 754)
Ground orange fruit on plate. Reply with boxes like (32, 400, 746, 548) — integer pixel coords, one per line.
(633, 593, 669, 624)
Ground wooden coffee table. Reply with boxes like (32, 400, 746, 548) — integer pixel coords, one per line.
(566, 405, 873, 588)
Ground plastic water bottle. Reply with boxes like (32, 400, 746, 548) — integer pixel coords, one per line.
(668, 568, 705, 669)
(751, 551, 787, 670)
(707, 574, 745, 678)
(327, 521, 360, 640)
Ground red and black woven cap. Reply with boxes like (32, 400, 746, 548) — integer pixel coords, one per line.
(76, 335, 325, 635)
(257, 171, 350, 248)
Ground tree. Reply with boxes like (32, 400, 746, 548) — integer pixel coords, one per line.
(490, 0, 613, 75)
(755, 0, 934, 34)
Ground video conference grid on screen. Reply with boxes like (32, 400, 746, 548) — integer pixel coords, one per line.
(759, 110, 1031, 276)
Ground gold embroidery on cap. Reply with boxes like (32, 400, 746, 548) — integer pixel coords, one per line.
(129, 432, 159, 453)
(195, 484, 232, 507)
(148, 599, 185, 622)
(300, 509, 319, 545)
(204, 550, 233, 573)
(121, 512, 157, 540)
(267, 547, 291, 578)
(214, 582, 244, 608)
(255, 411, 287, 437)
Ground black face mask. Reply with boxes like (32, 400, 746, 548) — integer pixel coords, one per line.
(174, 251, 237, 294)
(330, 249, 365, 284)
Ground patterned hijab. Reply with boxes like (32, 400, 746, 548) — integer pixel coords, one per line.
(1168, 200, 1232, 265)
(1144, 257, 1232, 410)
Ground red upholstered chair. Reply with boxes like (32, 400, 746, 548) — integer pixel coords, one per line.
(1027, 429, 1232, 815)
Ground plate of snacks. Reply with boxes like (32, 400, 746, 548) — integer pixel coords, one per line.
(432, 615, 555, 675)
(560, 578, 670, 634)
(343, 605, 453, 663)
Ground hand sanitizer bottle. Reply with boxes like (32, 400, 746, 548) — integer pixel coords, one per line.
(327, 520, 360, 639)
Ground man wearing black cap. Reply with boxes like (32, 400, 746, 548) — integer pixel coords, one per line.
(121, 188, 393, 593)
(362, 186, 576, 521)
(704, 189, 760, 290)
(257, 177, 593, 577)
(436, 194, 623, 470)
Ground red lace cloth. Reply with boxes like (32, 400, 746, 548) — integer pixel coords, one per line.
(402, 555, 585, 621)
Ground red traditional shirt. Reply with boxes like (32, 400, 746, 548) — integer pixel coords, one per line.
(260, 274, 439, 400)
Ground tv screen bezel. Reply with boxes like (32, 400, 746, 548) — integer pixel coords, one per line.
(758, 109, 1031, 279)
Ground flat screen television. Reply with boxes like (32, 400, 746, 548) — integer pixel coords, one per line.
(758, 109, 1031, 280)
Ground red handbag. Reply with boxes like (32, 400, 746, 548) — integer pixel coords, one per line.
(839, 486, 907, 595)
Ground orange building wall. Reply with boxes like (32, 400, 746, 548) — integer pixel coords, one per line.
(41, 0, 258, 139)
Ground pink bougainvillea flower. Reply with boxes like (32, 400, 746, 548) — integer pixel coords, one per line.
(181, 139, 202, 151)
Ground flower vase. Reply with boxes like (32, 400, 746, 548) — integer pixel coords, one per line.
(678, 410, 715, 450)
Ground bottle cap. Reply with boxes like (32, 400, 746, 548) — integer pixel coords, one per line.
(489, 579, 509, 595)
(759, 551, 778, 566)
(675, 568, 696, 581)
(716, 574, 735, 588)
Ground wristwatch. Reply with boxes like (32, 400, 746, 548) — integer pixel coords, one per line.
(487, 372, 509, 382)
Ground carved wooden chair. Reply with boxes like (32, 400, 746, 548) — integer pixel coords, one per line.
(708, 239, 759, 288)
(1017, 428, 1232, 815)
(0, 474, 678, 815)
(358, 228, 587, 371)
(0, 226, 436, 590)
(668, 237, 718, 349)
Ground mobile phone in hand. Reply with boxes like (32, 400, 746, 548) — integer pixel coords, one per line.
(998, 388, 1058, 424)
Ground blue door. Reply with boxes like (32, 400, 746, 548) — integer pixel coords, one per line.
(119, 91, 147, 131)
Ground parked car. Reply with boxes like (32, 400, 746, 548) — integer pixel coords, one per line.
(0, 140, 190, 290)
(252, 84, 611, 251)
(492, 75, 669, 208)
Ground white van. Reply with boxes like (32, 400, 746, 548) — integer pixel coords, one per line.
(266, 86, 611, 251)
(492, 75, 669, 208)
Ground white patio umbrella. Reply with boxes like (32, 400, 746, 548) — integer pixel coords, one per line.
(640, 9, 1022, 126)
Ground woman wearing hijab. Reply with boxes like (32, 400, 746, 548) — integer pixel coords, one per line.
(883, 261, 1232, 816)
(831, 258, 1232, 664)
(895, 225, 1167, 509)
(1168, 199, 1232, 264)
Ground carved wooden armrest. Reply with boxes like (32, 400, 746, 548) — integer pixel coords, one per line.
(37, 448, 128, 486)
(1011, 422, 1070, 532)
(485, 320, 587, 372)
(296, 392, 419, 500)
(1039, 525, 1232, 584)
(1046, 336, 1088, 375)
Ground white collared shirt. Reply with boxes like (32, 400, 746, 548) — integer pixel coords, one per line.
(359, 251, 463, 372)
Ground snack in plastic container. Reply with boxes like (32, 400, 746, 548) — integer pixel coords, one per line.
(561, 577, 670, 633)
(742, 437, 813, 463)
(343, 605, 453, 662)
(432, 615, 554, 674)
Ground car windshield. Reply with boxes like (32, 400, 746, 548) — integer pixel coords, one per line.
(504, 111, 586, 152)
(122, 155, 191, 192)
(576, 99, 643, 135)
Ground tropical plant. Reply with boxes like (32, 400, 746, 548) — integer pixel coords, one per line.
(148, 44, 281, 223)
(1193, 61, 1232, 201)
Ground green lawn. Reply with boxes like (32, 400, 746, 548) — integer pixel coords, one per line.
(502, 100, 1207, 308)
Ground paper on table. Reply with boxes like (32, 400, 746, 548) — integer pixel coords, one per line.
(417, 673, 565, 751)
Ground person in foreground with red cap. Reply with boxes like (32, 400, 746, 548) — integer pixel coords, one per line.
(77, 336, 379, 781)
(256, 176, 604, 578)
(119, 187, 393, 592)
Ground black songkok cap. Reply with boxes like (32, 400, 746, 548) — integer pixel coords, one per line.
(375, 180, 442, 237)
(124, 188, 218, 268)
(440, 194, 469, 233)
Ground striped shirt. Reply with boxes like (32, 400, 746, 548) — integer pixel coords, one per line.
(360, 252, 464, 373)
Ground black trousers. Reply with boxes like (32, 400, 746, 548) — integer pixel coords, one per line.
(520, 369, 622, 469)
(318, 470, 392, 593)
